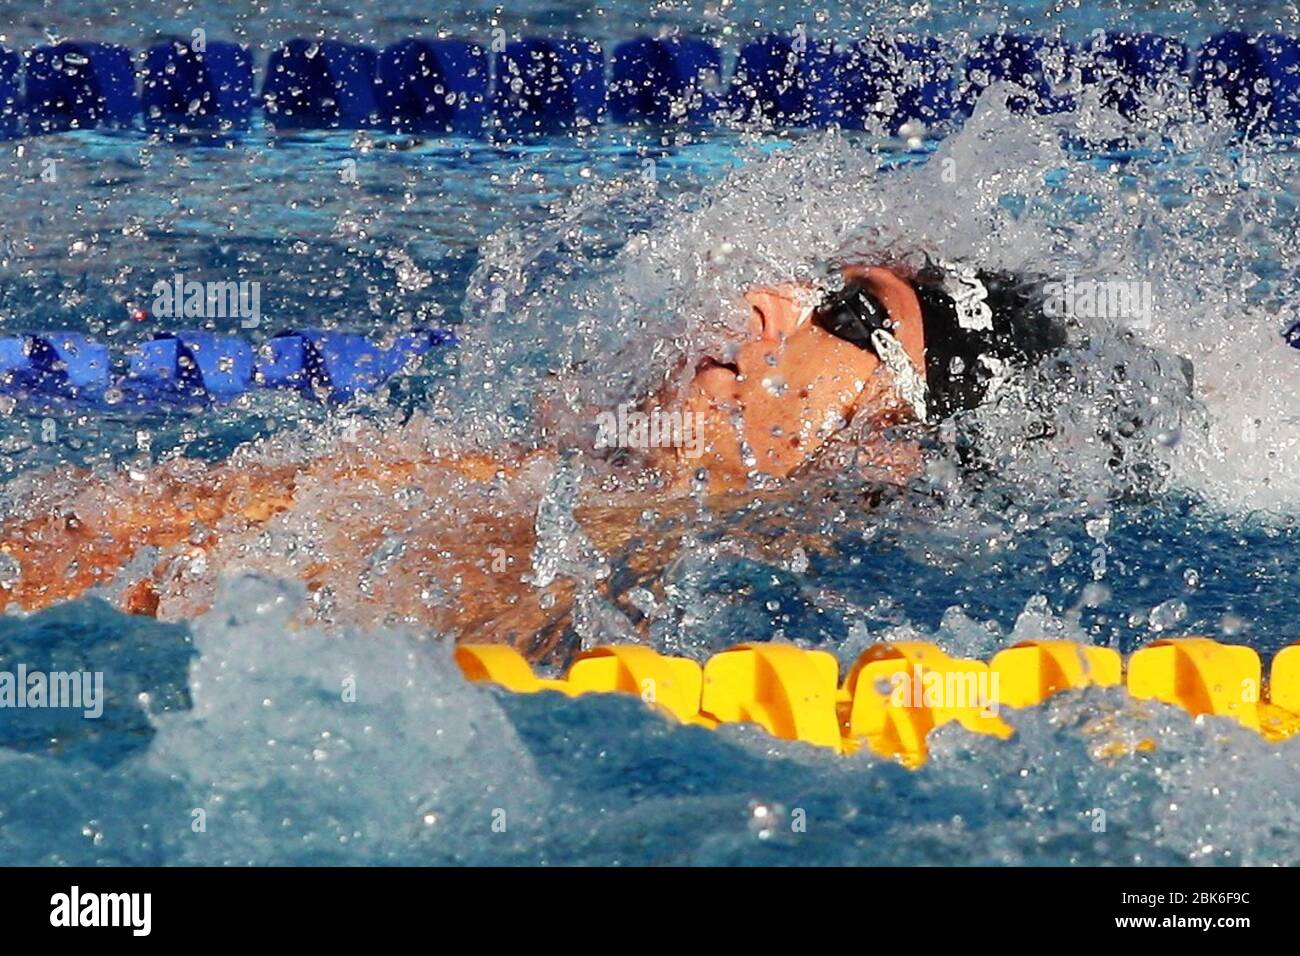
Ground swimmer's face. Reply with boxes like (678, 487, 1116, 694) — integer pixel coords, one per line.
(668, 266, 927, 489)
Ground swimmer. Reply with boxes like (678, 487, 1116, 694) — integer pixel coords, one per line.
(0, 259, 1067, 661)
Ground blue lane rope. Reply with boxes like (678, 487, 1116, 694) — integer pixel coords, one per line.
(0, 328, 457, 406)
(0, 31, 1296, 140)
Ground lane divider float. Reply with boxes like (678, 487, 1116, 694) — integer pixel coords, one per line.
(0, 327, 456, 405)
(456, 637, 1300, 765)
(0, 30, 1296, 140)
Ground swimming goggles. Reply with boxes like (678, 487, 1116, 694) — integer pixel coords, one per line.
(809, 280, 930, 423)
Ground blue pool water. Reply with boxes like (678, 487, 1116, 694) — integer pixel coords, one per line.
(2, 1, 1300, 865)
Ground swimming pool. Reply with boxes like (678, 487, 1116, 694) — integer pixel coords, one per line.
(1, 0, 1299, 867)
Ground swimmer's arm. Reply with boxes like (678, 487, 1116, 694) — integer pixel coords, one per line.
(0, 459, 303, 611)
(0, 448, 535, 614)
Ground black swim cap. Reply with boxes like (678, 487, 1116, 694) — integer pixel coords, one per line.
(912, 266, 1070, 420)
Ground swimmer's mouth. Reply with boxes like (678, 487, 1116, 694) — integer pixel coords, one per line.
(695, 356, 740, 376)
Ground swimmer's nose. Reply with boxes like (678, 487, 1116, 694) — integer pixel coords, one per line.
(744, 286, 808, 342)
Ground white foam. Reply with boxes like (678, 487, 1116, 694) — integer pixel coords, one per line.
(147, 573, 549, 864)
